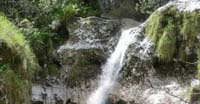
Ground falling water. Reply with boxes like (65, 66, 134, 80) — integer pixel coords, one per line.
(87, 26, 146, 104)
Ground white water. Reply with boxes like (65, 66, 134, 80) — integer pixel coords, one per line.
(87, 26, 144, 104)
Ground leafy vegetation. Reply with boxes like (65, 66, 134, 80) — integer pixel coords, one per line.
(0, 0, 100, 25)
(0, 0, 101, 79)
(135, 0, 168, 15)
(54, 0, 100, 21)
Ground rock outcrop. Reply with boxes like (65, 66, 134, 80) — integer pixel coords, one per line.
(32, 17, 123, 104)
(32, 0, 200, 104)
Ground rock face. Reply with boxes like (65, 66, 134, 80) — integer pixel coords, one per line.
(32, 1, 200, 104)
(32, 17, 124, 104)
(61, 17, 121, 52)
(117, 0, 200, 104)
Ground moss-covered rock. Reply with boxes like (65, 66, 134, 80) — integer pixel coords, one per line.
(144, 4, 200, 102)
(56, 17, 121, 87)
(58, 48, 106, 86)
(0, 14, 38, 104)
(145, 5, 200, 63)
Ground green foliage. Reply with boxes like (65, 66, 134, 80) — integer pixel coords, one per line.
(48, 0, 100, 21)
(61, 3, 78, 21)
(0, 0, 39, 20)
(0, 1, 101, 78)
(135, 0, 168, 15)
(18, 20, 64, 79)
(0, 0, 100, 27)
(19, 19, 52, 56)
(37, 0, 100, 24)
(0, 15, 37, 75)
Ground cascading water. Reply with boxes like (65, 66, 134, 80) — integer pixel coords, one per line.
(87, 25, 147, 104)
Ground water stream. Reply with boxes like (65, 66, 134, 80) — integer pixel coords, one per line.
(87, 26, 145, 104)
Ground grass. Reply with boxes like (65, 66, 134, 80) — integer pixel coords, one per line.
(0, 14, 38, 104)
(2, 70, 31, 104)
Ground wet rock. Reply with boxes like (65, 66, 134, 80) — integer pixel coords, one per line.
(113, 1, 200, 104)
(58, 49, 106, 86)
(32, 16, 130, 104)
(32, 101, 44, 104)
(56, 16, 128, 86)
(66, 16, 121, 50)
(115, 99, 127, 104)
(32, 1, 200, 103)
(65, 99, 77, 104)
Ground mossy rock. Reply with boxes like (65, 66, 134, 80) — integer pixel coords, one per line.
(59, 48, 106, 86)
(145, 5, 200, 64)
(0, 14, 38, 104)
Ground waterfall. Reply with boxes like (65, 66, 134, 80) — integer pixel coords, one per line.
(87, 26, 146, 104)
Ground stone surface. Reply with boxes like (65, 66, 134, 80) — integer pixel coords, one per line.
(31, 0, 200, 103)
(32, 16, 135, 104)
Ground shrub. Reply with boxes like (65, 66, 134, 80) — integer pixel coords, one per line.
(135, 0, 168, 15)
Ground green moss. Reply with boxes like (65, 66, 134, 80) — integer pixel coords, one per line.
(181, 11, 200, 43)
(156, 23, 176, 61)
(145, 11, 164, 43)
(145, 5, 200, 63)
(0, 14, 37, 74)
(0, 14, 38, 104)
